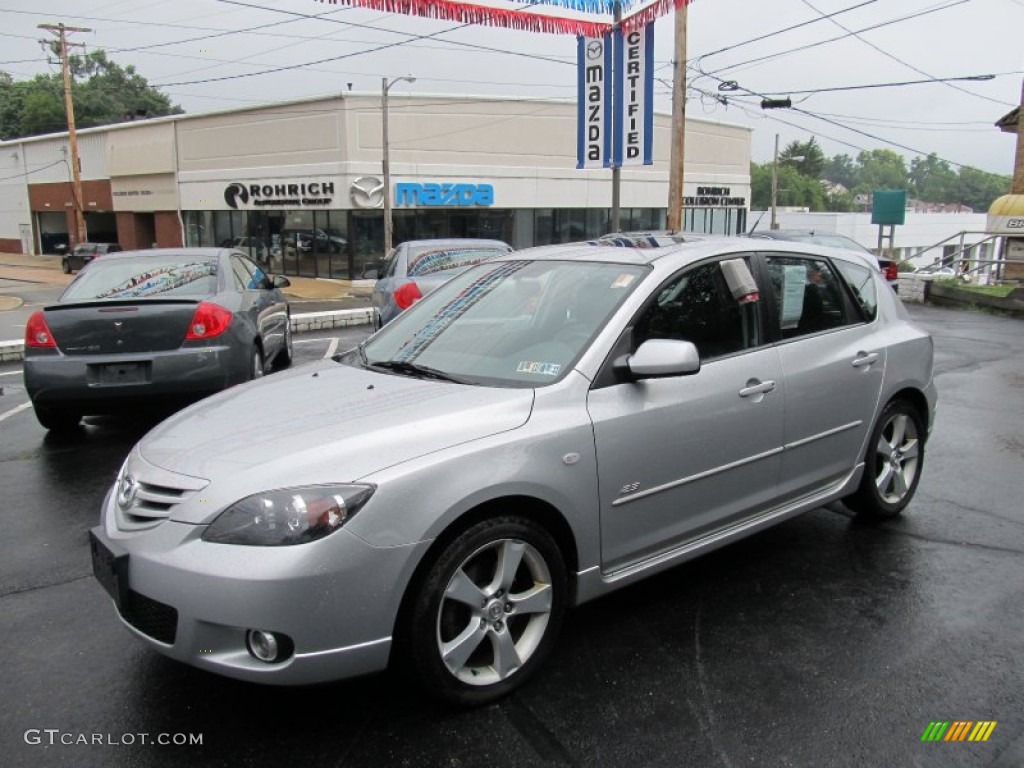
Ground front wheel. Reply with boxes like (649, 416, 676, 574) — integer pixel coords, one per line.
(404, 516, 567, 707)
(248, 345, 265, 381)
(61, 259, 71, 274)
(271, 319, 292, 371)
(845, 400, 925, 519)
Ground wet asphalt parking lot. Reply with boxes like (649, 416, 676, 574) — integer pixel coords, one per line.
(0, 304, 1021, 768)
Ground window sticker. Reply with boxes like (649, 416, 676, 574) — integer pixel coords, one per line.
(611, 273, 637, 289)
(780, 265, 807, 329)
(516, 361, 563, 376)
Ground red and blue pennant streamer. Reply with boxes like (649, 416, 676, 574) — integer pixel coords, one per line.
(315, 0, 691, 35)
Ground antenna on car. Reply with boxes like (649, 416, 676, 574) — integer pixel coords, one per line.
(747, 210, 767, 234)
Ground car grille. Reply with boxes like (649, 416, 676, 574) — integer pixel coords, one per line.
(115, 473, 206, 532)
(121, 590, 178, 645)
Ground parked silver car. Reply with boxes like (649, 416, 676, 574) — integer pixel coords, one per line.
(25, 248, 292, 430)
(91, 239, 935, 706)
(371, 238, 512, 327)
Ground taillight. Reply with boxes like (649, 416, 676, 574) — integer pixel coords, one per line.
(185, 302, 233, 340)
(25, 311, 57, 348)
(394, 281, 423, 310)
(885, 262, 898, 281)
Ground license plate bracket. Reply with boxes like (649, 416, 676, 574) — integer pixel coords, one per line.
(89, 529, 129, 612)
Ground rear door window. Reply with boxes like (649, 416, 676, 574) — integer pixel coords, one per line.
(833, 259, 878, 322)
(764, 254, 854, 339)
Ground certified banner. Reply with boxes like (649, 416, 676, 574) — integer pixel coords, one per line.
(577, 34, 613, 169)
(614, 23, 654, 167)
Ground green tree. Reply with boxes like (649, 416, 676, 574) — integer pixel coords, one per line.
(825, 154, 857, 189)
(0, 50, 181, 139)
(781, 136, 826, 179)
(750, 162, 773, 209)
(955, 167, 1010, 211)
(853, 149, 909, 194)
(909, 153, 957, 202)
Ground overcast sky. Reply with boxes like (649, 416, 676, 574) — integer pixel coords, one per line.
(3, 0, 1021, 177)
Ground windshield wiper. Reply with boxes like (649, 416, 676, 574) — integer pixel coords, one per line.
(368, 360, 470, 384)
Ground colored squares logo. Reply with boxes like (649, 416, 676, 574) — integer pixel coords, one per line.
(921, 721, 997, 742)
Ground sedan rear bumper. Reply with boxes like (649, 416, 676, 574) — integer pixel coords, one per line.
(25, 344, 245, 411)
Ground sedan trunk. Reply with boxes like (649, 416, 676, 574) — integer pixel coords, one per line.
(44, 300, 202, 355)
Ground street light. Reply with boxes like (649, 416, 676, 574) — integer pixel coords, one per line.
(770, 132, 804, 230)
(382, 75, 416, 256)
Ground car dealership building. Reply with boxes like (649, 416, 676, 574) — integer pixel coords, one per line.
(0, 93, 752, 279)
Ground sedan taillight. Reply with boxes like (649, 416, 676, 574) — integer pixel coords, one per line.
(186, 302, 233, 340)
(885, 262, 899, 281)
(394, 281, 423, 310)
(25, 311, 57, 348)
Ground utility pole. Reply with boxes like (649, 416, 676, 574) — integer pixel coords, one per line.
(666, 2, 687, 233)
(39, 22, 90, 247)
(610, 1, 622, 233)
(382, 75, 415, 256)
(1014, 77, 1024, 195)
(770, 133, 780, 230)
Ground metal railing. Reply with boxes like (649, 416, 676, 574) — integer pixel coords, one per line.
(886, 231, 1022, 284)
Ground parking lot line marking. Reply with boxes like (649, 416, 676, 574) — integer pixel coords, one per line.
(324, 338, 339, 358)
(293, 337, 335, 345)
(0, 370, 22, 376)
(0, 402, 31, 423)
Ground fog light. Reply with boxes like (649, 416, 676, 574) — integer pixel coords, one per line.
(245, 630, 293, 663)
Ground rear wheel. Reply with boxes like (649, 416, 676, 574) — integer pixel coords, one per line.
(34, 405, 81, 431)
(248, 345, 265, 381)
(404, 516, 567, 707)
(845, 399, 924, 519)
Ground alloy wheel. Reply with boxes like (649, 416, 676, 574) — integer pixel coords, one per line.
(873, 412, 920, 504)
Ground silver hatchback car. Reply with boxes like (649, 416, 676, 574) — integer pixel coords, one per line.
(91, 239, 936, 706)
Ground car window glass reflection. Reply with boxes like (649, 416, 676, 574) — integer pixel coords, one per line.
(406, 246, 510, 277)
(62, 258, 219, 300)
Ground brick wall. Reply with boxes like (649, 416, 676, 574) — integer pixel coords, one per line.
(0, 238, 23, 254)
(154, 212, 183, 247)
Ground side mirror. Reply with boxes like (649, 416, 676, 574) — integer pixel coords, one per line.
(273, 275, 291, 289)
(617, 339, 700, 379)
(362, 268, 379, 280)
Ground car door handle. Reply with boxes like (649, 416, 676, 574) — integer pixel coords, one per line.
(852, 352, 880, 368)
(739, 379, 776, 398)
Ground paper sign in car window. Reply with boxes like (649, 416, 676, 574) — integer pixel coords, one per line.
(611, 273, 636, 289)
(780, 265, 807, 329)
(516, 361, 562, 376)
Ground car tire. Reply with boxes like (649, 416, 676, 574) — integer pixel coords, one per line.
(271, 318, 292, 372)
(845, 399, 925, 520)
(248, 345, 265, 381)
(404, 516, 567, 707)
(34, 405, 81, 431)
(61, 259, 71, 274)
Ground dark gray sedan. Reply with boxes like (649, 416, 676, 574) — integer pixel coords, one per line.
(24, 248, 292, 430)
(372, 238, 512, 327)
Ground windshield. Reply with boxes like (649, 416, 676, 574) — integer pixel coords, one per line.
(359, 260, 648, 387)
(61, 256, 219, 301)
(406, 244, 509, 277)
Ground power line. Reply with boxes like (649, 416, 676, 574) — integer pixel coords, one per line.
(701, 1, 970, 80)
(761, 73, 1006, 97)
(798, 0, 1015, 108)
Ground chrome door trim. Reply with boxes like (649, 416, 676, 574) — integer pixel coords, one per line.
(611, 446, 785, 507)
(784, 420, 863, 450)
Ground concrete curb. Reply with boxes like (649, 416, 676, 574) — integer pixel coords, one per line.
(0, 308, 373, 363)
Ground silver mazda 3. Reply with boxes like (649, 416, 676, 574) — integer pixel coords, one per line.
(91, 239, 936, 706)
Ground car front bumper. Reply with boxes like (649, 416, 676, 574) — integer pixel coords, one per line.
(92, 494, 429, 685)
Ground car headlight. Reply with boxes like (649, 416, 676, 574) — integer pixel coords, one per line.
(202, 485, 375, 546)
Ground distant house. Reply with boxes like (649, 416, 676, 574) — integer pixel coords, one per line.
(821, 180, 849, 197)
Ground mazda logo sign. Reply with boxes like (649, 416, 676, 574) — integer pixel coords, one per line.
(117, 475, 138, 509)
(350, 176, 385, 209)
(587, 40, 603, 60)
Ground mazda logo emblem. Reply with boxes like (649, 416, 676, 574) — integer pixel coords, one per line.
(224, 183, 249, 210)
(350, 176, 385, 209)
(587, 40, 603, 60)
(117, 475, 138, 509)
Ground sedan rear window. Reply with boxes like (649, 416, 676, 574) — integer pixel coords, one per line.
(62, 257, 219, 301)
(406, 245, 508, 277)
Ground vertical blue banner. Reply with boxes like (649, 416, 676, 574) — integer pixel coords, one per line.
(614, 22, 655, 167)
(577, 34, 612, 169)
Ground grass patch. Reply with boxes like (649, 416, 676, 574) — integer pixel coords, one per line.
(932, 279, 1017, 298)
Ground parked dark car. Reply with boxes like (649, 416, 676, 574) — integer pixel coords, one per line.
(24, 248, 292, 431)
(61, 242, 123, 273)
(372, 238, 513, 327)
(745, 229, 899, 288)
